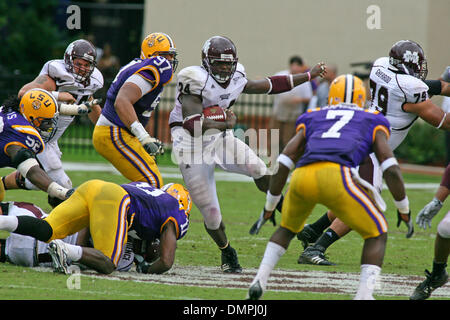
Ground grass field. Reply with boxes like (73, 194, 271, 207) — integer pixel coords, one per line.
(0, 164, 448, 302)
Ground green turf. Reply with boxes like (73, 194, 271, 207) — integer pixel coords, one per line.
(0, 167, 448, 300)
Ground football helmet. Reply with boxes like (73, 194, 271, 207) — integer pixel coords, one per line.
(140, 32, 178, 72)
(201, 36, 238, 85)
(328, 74, 366, 108)
(64, 39, 97, 83)
(389, 40, 428, 80)
(19, 89, 58, 139)
(161, 183, 192, 215)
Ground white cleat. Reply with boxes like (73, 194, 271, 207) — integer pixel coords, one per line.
(48, 240, 70, 274)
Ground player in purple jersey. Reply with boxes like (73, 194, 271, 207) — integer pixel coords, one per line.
(248, 75, 410, 300)
(0, 89, 74, 202)
(93, 32, 178, 188)
(0, 179, 191, 275)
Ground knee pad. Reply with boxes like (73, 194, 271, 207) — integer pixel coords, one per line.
(437, 212, 450, 239)
(203, 206, 222, 230)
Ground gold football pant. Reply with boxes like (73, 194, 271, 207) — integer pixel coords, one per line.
(281, 162, 388, 239)
(93, 125, 163, 188)
(44, 179, 130, 266)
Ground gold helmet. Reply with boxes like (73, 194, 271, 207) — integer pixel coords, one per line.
(161, 183, 192, 215)
(328, 74, 366, 108)
(19, 89, 58, 138)
(140, 32, 178, 72)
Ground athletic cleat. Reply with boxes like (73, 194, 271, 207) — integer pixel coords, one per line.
(298, 245, 336, 266)
(296, 224, 321, 249)
(410, 269, 448, 300)
(221, 246, 242, 273)
(48, 240, 70, 274)
(247, 280, 264, 300)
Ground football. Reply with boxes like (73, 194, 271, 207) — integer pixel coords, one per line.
(202, 105, 226, 122)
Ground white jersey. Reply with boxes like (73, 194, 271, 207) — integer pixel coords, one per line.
(4, 202, 134, 271)
(39, 59, 104, 143)
(169, 63, 248, 126)
(369, 57, 429, 150)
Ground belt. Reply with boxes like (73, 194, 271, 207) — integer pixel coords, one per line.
(169, 122, 182, 129)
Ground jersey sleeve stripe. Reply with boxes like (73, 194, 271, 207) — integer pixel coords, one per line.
(11, 125, 45, 146)
(372, 125, 390, 142)
(4, 142, 29, 156)
(160, 216, 180, 239)
(134, 65, 160, 90)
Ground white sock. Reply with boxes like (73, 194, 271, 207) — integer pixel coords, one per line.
(253, 241, 286, 289)
(354, 264, 381, 300)
(0, 215, 18, 232)
(63, 242, 83, 262)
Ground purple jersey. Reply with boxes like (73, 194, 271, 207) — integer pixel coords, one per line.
(295, 104, 390, 168)
(0, 110, 44, 167)
(121, 182, 189, 241)
(102, 57, 173, 128)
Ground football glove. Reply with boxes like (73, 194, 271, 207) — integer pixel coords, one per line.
(134, 254, 150, 274)
(142, 136, 164, 156)
(59, 98, 102, 115)
(249, 208, 276, 235)
(397, 210, 414, 238)
(416, 198, 443, 230)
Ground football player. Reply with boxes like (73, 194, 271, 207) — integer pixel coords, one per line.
(1, 39, 103, 207)
(0, 201, 134, 272)
(0, 179, 191, 275)
(296, 40, 450, 266)
(93, 32, 178, 188)
(410, 164, 449, 300)
(248, 74, 408, 300)
(0, 89, 74, 202)
(168, 35, 326, 273)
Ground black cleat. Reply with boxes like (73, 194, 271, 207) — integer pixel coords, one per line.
(298, 245, 336, 266)
(247, 280, 263, 300)
(296, 224, 321, 249)
(221, 246, 242, 273)
(410, 269, 448, 300)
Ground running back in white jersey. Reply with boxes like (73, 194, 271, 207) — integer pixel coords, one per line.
(169, 63, 248, 126)
(39, 59, 104, 143)
(369, 57, 429, 150)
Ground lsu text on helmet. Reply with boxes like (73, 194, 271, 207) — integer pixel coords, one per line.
(161, 183, 192, 215)
(201, 36, 238, 86)
(389, 40, 428, 80)
(328, 74, 366, 108)
(140, 32, 178, 72)
(64, 39, 97, 84)
(20, 89, 58, 139)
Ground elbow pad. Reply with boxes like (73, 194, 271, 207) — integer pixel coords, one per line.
(424, 80, 442, 96)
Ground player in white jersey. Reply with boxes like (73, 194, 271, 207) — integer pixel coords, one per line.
(1, 39, 104, 207)
(295, 40, 450, 266)
(0, 201, 134, 272)
(169, 35, 326, 273)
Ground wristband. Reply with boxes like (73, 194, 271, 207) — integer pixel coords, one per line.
(307, 72, 311, 81)
(380, 157, 398, 172)
(436, 112, 447, 129)
(47, 182, 69, 200)
(277, 154, 295, 170)
(51, 91, 59, 100)
(394, 196, 410, 214)
(130, 121, 149, 143)
(265, 191, 282, 212)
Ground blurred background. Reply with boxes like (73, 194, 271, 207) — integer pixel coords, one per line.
(0, 0, 448, 166)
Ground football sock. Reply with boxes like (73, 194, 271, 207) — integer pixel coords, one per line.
(309, 212, 332, 234)
(314, 228, 340, 250)
(431, 261, 447, 276)
(0, 215, 18, 232)
(62, 243, 83, 262)
(354, 264, 381, 300)
(253, 241, 286, 288)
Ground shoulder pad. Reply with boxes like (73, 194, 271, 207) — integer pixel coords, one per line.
(91, 67, 104, 87)
(397, 75, 429, 103)
(235, 63, 246, 77)
(372, 57, 390, 68)
(176, 66, 207, 95)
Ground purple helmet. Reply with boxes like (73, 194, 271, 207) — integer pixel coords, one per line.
(389, 40, 428, 80)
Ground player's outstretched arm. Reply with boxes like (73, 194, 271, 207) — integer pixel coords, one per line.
(242, 62, 326, 94)
(18, 75, 57, 98)
(403, 99, 449, 130)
